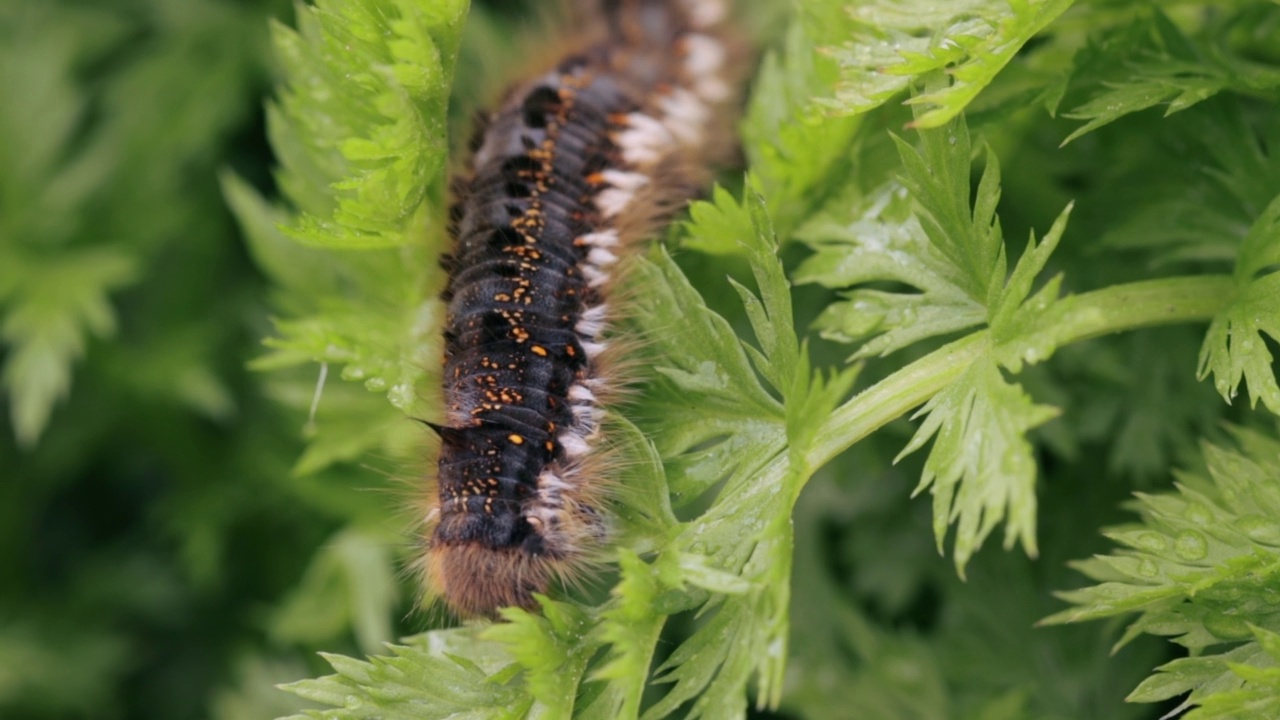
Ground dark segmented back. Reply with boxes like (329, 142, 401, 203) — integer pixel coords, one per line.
(426, 0, 738, 618)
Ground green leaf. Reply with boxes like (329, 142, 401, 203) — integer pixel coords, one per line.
(270, 0, 467, 248)
(1197, 193, 1280, 414)
(279, 630, 531, 719)
(794, 182, 986, 359)
(800, 100, 1070, 574)
(682, 185, 753, 256)
(627, 245, 785, 506)
(794, 108, 1017, 359)
(589, 551, 665, 719)
(740, 16, 861, 237)
(1, 250, 136, 447)
(630, 190, 815, 715)
(1060, 10, 1280, 145)
(1047, 428, 1280, 713)
(894, 111, 1005, 305)
(486, 600, 593, 718)
(269, 528, 399, 655)
(232, 0, 463, 460)
(727, 184, 800, 395)
(990, 203, 1072, 372)
(1180, 627, 1280, 719)
(220, 171, 345, 302)
(898, 359, 1058, 573)
(820, 0, 1075, 127)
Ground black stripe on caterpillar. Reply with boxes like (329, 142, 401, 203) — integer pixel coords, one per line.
(422, 0, 740, 619)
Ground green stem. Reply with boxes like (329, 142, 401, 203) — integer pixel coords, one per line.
(805, 274, 1235, 470)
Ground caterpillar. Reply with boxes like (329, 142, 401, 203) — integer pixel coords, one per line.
(423, 0, 741, 618)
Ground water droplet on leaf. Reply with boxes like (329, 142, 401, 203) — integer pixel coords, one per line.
(1173, 530, 1208, 561)
(1238, 515, 1280, 546)
(1136, 532, 1167, 552)
(1184, 502, 1212, 525)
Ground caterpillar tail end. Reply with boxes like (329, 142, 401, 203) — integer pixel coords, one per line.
(426, 542, 550, 619)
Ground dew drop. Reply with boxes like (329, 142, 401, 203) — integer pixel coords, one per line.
(1136, 532, 1167, 552)
(341, 365, 367, 381)
(1184, 502, 1212, 526)
(388, 383, 414, 410)
(365, 376, 387, 392)
(1237, 515, 1280, 546)
(1173, 530, 1208, 561)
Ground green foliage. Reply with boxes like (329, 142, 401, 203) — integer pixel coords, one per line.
(819, 0, 1075, 127)
(270, 0, 467, 248)
(257, 0, 1280, 717)
(1198, 193, 1280, 413)
(1045, 428, 1280, 718)
(1058, 8, 1280, 145)
(231, 0, 469, 459)
(0, 0, 267, 446)
(10, 0, 1280, 718)
(799, 87, 1072, 573)
(740, 13, 860, 238)
(0, 1, 436, 718)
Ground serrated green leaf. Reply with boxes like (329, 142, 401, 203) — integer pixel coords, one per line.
(486, 600, 593, 718)
(898, 359, 1057, 574)
(235, 0, 461, 479)
(727, 184, 800, 395)
(271, 0, 466, 248)
(990, 204, 1072, 372)
(630, 187, 814, 716)
(820, 0, 1074, 127)
(1197, 193, 1280, 414)
(893, 106, 1006, 307)
(279, 630, 531, 720)
(1050, 430, 1280, 712)
(794, 182, 985, 359)
(1, 250, 137, 447)
(220, 171, 345, 302)
(1060, 10, 1280, 145)
(741, 16, 861, 237)
(628, 245, 785, 506)
(589, 551, 664, 719)
(800, 95, 1070, 575)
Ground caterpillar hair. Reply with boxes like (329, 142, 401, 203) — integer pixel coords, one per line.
(422, 0, 743, 619)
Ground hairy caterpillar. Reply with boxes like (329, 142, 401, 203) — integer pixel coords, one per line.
(423, 0, 741, 618)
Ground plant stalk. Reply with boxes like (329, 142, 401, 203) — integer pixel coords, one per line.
(805, 274, 1236, 471)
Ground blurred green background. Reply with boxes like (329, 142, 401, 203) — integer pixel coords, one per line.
(0, 1, 426, 717)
